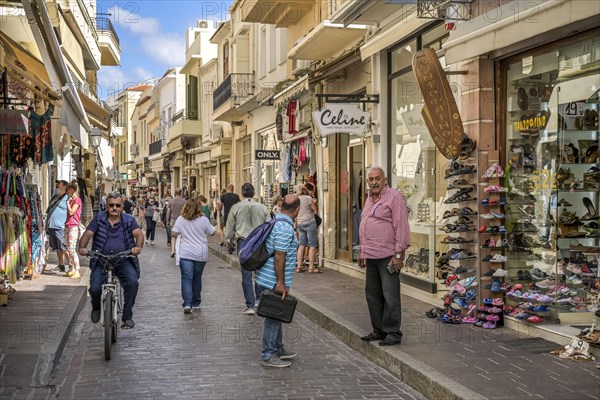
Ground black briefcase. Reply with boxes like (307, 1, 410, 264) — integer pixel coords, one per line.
(256, 290, 298, 324)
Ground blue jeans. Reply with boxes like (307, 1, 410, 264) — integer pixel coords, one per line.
(179, 258, 206, 308)
(261, 316, 283, 361)
(165, 224, 172, 245)
(145, 217, 156, 240)
(237, 238, 263, 308)
(89, 261, 139, 322)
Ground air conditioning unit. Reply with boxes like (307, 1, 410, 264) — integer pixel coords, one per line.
(292, 59, 311, 76)
(197, 20, 209, 29)
(129, 143, 138, 155)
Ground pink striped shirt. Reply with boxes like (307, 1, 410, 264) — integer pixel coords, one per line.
(359, 185, 411, 259)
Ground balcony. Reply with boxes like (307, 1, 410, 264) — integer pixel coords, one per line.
(288, 20, 367, 60)
(96, 17, 121, 66)
(212, 73, 255, 122)
(237, 0, 315, 28)
(167, 109, 203, 152)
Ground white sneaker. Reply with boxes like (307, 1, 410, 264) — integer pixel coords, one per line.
(492, 268, 508, 277)
(243, 308, 255, 315)
(183, 306, 192, 314)
(150, 241, 154, 245)
(490, 254, 508, 262)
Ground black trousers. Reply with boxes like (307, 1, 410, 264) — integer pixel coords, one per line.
(365, 257, 402, 340)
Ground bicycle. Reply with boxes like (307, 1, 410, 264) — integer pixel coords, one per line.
(88, 250, 134, 360)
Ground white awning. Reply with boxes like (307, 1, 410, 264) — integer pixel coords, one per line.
(97, 137, 114, 178)
(288, 20, 367, 61)
(442, 0, 598, 64)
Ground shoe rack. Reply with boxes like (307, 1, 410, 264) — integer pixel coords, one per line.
(554, 97, 599, 324)
(477, 150, 506, 328)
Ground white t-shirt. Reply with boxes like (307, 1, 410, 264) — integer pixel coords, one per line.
(172, 216, 216, 262)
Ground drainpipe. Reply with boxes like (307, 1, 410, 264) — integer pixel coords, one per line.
(314, 81, 325, 268)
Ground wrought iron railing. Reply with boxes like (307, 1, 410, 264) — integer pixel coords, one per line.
(172, 109, 198, 124)
(213, 73, 255, 111)
(95, 17, 120, 46)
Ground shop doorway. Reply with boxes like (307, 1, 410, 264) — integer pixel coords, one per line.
(337, 137, 364, 262)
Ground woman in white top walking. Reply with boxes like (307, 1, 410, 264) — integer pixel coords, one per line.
(171, 197, 216, 313)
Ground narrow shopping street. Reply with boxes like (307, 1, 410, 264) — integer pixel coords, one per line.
(50, 229, 423, 400)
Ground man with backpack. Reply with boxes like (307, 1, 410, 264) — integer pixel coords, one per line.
(254, 194, 300, 367)
(226, 183, 270, 315)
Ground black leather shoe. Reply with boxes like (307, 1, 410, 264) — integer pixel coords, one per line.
(379, 337, 402, 346)
(361, 333, 385, 342)
(91, 309, 100, 323)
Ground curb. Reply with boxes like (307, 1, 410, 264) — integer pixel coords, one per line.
(208, 245, 485, 400)
(52, 286, 87, 374)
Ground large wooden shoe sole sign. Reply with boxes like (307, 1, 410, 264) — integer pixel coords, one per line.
(413, 48, 465, 160)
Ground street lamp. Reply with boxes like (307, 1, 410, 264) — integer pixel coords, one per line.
(89, 127, 102, 215)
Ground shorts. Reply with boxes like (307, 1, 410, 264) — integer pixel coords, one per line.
(297, 221, 318, 248)
(48, 228, 67, 251)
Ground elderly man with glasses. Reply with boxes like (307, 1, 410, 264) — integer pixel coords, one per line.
(79, 192, 144, 329)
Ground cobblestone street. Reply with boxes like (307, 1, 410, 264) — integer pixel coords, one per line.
(51, 230, 424, 400)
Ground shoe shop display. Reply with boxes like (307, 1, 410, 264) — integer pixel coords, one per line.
(503, 69, 599, 326)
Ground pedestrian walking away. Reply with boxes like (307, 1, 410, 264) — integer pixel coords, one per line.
(358, 167, 410, 347)
(217, 184, 240, 245)
(255, 194, 300, 368)
(79, 192, 144, 329)
(167, 189, 186, 256)
(171, 197, 216, 313)
(45, 179, 69, 274)
(225, 183, 270, 315)
(64, 181, 82, 279)
(142, 196, 159, 245)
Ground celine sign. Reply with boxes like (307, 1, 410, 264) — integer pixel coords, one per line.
(312, 104, 370, 137)
(413, 48, 464, 159)
(255, 150, 281, 160)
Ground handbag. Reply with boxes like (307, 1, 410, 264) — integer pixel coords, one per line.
(152, 209, 161, 222)
(314, 214, 322, 227)
(256, 290, 298, 324)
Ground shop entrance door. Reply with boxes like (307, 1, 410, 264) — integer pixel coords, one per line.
(337, 138, 364, 262)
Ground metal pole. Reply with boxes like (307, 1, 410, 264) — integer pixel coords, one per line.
(93, 147, 100, 215)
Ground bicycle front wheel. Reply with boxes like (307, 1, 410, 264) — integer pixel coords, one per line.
(104, 291, 113, 360)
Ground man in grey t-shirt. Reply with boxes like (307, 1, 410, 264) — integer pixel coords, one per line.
(167, 189, 187, 257)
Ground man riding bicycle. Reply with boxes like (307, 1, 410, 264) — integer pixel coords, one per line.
(79, 193, 144, 329)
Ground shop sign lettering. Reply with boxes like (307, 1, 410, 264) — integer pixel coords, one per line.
(513, 114, 547, 132)
(312, 104, 370, 137)
(255, 150, 281, 160)
(413, 48, 464, 159)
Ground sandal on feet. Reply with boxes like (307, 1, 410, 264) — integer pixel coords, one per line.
(296, 267, 307, 273)
(308, 267, 322, 273)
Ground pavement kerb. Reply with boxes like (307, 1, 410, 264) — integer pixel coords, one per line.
(53, 285, 87, 372)
(207, 245, 486, 400)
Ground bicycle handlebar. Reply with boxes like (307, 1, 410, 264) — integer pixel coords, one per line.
(89, 250, 133, 259)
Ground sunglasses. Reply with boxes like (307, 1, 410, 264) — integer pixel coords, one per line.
(107, 203, 122, 208)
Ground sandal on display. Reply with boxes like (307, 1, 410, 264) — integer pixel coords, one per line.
(581, 197, 599, 221)
(459, 137, 477, 160)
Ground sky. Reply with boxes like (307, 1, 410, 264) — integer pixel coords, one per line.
(97, 0, 233, 100)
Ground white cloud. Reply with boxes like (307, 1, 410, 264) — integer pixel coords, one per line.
(108, 6, 185, 67)
(132, 66, 154, 82)
(140, 33, 185, 66)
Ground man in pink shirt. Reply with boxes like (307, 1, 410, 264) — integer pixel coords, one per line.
(358, 167, 410, 346)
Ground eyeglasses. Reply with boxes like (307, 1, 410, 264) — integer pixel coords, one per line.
(107, 203, 122, 208)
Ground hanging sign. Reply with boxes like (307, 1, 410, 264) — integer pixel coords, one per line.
(0, 109, 29, 135)
(147, 177, 158, 186)
(312, 104, 370, 137)
(413, 48, 464, 159)
(255, 150, 281, 160)
(127, 179, 138, 186)
(159, 171, 171, 182)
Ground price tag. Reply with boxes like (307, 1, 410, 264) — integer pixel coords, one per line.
(569, 337, 590, 354)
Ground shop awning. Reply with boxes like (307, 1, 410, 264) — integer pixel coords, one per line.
(288, 20, 367, 61)
(0, 31, 52, 91)
(78, 90, 111, 130)
(545, 75, 600, 132)
(273, 75, 310, 107)
(97, 137, 114, 178)
(442, 0, 598, 64)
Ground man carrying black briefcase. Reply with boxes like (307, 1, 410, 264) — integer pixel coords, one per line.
(254, 194, 301, 368)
